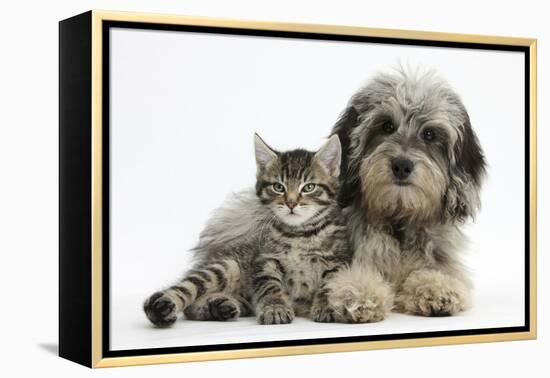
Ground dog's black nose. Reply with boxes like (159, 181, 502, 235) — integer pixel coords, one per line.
(391, 158, 414, 180)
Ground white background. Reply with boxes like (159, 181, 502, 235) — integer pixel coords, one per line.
(109, 27, 525, 350)
(0, 0, 548, 376)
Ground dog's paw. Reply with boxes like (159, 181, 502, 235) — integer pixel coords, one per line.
(257, 303, 294, 325)
(144, 292, 178, 327)
(395, 270, 470, 316)
(338, 292, 389, 323)
(207, 295, 240, 321)
(310, 305, 337, 323)
(396, 285, 465, 316)
(323, 266, 394, 323)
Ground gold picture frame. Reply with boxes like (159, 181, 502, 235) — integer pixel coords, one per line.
(59, 9, 537, 368)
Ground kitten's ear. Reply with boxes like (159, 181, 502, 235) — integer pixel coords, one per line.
(315, 135, 342, 177)
(254, 133, 278, 171)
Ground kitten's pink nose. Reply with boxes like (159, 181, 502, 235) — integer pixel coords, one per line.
(286, 201, 297, 210)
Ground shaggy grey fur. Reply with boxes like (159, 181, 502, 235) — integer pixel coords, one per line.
(328, 68, 486, 320)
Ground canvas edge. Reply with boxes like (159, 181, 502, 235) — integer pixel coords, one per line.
(59, 10, 93, 368)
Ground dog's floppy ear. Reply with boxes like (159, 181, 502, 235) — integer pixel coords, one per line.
(330, 106, 360, 207)
(454, 114, 486, 188)
(446, 107, 487, 222)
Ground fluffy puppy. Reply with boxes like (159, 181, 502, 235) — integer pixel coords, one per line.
(326, 68, 486, 321)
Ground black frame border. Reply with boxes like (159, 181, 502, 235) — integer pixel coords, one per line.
(100, 20, 531, 359)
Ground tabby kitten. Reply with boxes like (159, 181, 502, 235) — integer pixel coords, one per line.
(251, 134, 351, 324)
(143, 134, 351, 326)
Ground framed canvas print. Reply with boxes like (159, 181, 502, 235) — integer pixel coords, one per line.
(59, 10, 537, 368)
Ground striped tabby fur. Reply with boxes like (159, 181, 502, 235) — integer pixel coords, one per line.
(143, 134, 353, 326)
(251, 134, 352, 324)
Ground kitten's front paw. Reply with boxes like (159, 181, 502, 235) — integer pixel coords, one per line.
(144, 292, 178, 327)
(207, 295, 240, 321)
(310, 305, 336, 323)
(257, 304, 294, 325)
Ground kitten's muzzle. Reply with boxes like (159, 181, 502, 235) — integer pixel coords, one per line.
(286, 201, 298, 210)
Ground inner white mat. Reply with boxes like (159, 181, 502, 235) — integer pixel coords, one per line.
(109, 27, 526, 351)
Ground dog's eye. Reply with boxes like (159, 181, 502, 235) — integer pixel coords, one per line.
(423, 128, 436, 141)
(382, 122, 396, 134)
(272, 183, 285, 193)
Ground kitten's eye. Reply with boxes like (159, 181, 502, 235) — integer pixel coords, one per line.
(383, 122, 396, 134)
(302, 183, 316, 193)
(272, 183, 285, 193)
(423, 128, 436, 141)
